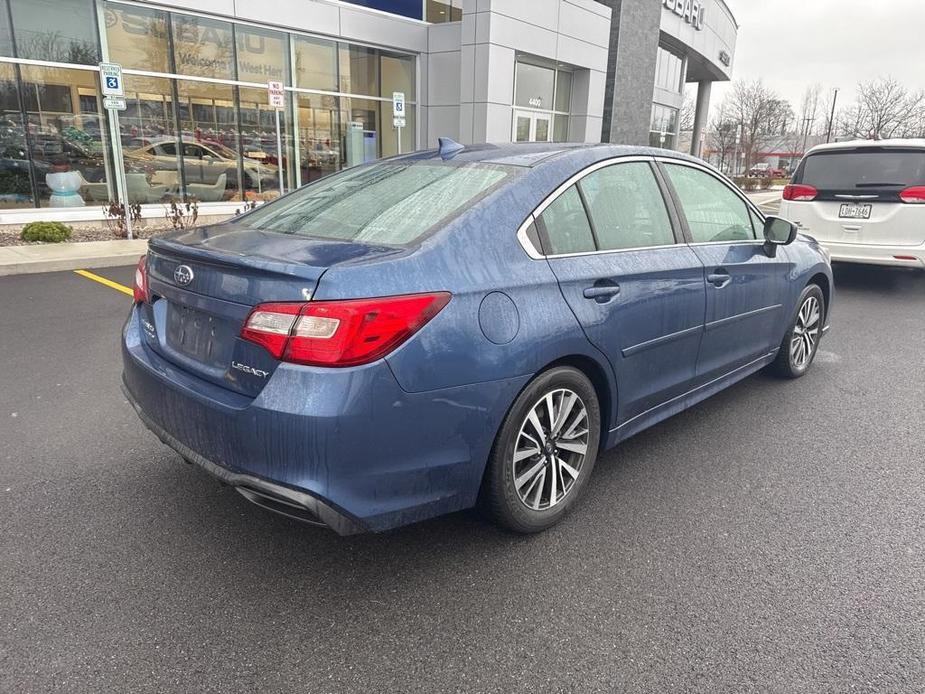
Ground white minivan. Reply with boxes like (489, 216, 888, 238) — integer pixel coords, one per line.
(779, 140, 925, 268)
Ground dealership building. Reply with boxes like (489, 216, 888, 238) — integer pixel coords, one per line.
(0, 0, 737, 222)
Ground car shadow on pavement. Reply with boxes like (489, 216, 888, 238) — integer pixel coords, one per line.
(832, 262, 925, 294)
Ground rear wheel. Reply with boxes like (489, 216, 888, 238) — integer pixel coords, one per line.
(769, 284, 825, 378)
(482, 366, 601, 533)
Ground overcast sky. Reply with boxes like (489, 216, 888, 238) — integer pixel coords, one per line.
(714, 0, 925, 112)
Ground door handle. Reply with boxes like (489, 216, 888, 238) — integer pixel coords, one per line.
(583, 281, 621, 303)
(707, 270, 732, 289)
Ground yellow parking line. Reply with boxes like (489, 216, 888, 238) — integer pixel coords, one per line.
(74, 269, 134, 297)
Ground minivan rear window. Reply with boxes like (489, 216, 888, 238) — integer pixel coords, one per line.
(242, 161, 517, 245)
(797, 150, 925, 189)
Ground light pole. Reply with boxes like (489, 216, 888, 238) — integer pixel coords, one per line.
(801, 116, 813, 157)
(825, 87, 840, 144)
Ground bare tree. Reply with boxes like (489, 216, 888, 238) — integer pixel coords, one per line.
(723, 80, 793, 173)
(679, 93, 696, 133)
(707, 102, 738, 174)
(839, 77, 925, 139)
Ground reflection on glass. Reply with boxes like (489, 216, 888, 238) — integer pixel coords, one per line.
(237, 26, 288, 85)
(120, 76, 179, 203)
(294, 36, 337, 92)
(0, 63, 33, 208)
(515, 116, 530, 142)
(19, 65, 110, 207)
(555, 71, 572, 112)
(296, 92, 339, 185)
(535, 117, 550, 142)
(102, 2, 170, 73)
(175, 81, 241, 202)
(381, 101, 414, 158)
(553, 115, 569, 143)
(0, 2, 13, 57)
(171, 15, 235, 80)
(339, 45, 378, 97)
(239, 86, 293, 199)
(10, 0, 99, 64)
(426, 0, 463, 23)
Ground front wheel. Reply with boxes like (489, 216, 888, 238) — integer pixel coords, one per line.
(769, 284, 825, 378)
(482, 366, 601, 533)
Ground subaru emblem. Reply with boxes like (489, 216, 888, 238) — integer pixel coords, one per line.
(174, 265, 194, 286)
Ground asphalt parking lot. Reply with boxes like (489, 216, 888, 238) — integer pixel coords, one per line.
(2, 263, 924, 693)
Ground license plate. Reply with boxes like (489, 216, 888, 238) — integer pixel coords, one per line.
(167, 304, 217, 362)
(839, 203, 872, 219)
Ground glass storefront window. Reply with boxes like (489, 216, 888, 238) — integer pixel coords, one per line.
(655, 46, 684, 93)
(426, 0, 463, 23)
(0, 3, 13, 57)
(515, 62, 554, 111)
(295, 91, 339, 185)
(555, 71, 572, 113)
(238, 86, 293, 200)
(102, 3, 170, 74)
(340, 97, 380, 167)
(120, 75, 179, 203)
(236, 25, 288, 85)
(10, 0, 98, 64)
(553, 115, 569, 143)
(381, 52, 415, 102)
(0, 62, 33, 208)
(649, 103, 679, 149)
(175, 80, 240, 202)
(339, 45, 378, 97)
(19, 65, 111, 207)
(294, 36, 337, 92)
(171, 14, 235, 81)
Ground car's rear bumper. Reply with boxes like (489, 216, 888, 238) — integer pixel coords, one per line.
(820, 240, 925, 268)
(122, 307, 529, 533)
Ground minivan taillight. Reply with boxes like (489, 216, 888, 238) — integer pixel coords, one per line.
(782, 184, 818, 201)
(132, 255, 149, 304)
(241, 293, 452, 367)
(899, 186, 925, 204)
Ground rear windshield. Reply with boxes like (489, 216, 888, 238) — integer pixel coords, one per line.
(797, 150, 925, 189)
(242, 161, 518, 245)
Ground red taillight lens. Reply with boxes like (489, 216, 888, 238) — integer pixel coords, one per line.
(241, 293, 452, 367)
(783, 184, 818, 201)
(132, 255, 149, 303)
(899, 186, 925, 204)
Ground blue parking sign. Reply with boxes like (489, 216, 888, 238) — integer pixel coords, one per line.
(99, 62, 124, 97)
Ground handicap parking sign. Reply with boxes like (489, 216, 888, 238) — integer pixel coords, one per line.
(99, 62, 124, 97)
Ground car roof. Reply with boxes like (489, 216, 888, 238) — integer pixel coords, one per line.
(806, 139, 925, 155)
(396, 141, 702, 169)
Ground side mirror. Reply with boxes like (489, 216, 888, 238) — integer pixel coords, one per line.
(763, 216, 798, 257)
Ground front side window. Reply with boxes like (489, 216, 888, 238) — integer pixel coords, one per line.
(243, 161, 516, 246)
(579, 163, 675, 251)
(664, 164, 756, 243)
(537, 185, 595, 255)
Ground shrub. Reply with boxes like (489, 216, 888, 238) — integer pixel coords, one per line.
(733, 176, 758, 192)
(760, 177, 773, 190)
(20, 221, 72, 243)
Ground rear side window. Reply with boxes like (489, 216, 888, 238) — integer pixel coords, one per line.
(580, 162, 675, 251)
(663, 164, 756, 243)
(537, 185, 596, 255)
(797, 150, 925, 189)
(243, 161, 516, 245)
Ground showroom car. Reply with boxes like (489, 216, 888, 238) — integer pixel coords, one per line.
(122, 141, 833, 535)
(780, 139, 925, 268)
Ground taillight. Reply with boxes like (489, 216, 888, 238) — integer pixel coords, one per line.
(782, 184, 818, 201)
(132, 255, 149, 303)
(241, 292, 452, 367)
(899, 186, 925, 204)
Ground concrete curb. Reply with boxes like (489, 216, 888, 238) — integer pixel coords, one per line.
(0, 239, 149, 276)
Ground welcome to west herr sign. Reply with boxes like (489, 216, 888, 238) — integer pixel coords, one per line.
(663, 0, 705, 31)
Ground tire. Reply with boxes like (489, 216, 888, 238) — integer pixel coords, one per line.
(482, 366, 601, 533)
(769, 284, 825, 379)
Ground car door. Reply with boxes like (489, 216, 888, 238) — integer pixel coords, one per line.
(534, 159, 707, 424)
(659, 160, 791, 381)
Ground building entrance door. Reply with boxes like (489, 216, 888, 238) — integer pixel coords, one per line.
(513, 110, 552, 142)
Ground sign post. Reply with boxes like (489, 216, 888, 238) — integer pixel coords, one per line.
(99, 62, 132, 240)
(392, 91, 406, 155)
(267, 81, 286, 195)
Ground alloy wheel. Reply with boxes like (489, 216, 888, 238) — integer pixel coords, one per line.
(790, 295, 821, 369)
(512, 389, 589, 511)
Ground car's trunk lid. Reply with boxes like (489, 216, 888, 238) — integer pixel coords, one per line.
(140, 225, 403, 397)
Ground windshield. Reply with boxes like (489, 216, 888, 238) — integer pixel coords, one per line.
(242, 161, 517, 245)
(798, 150, 925, 189)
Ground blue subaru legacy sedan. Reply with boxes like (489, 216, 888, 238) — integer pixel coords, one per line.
(122, 142, 833, 534)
